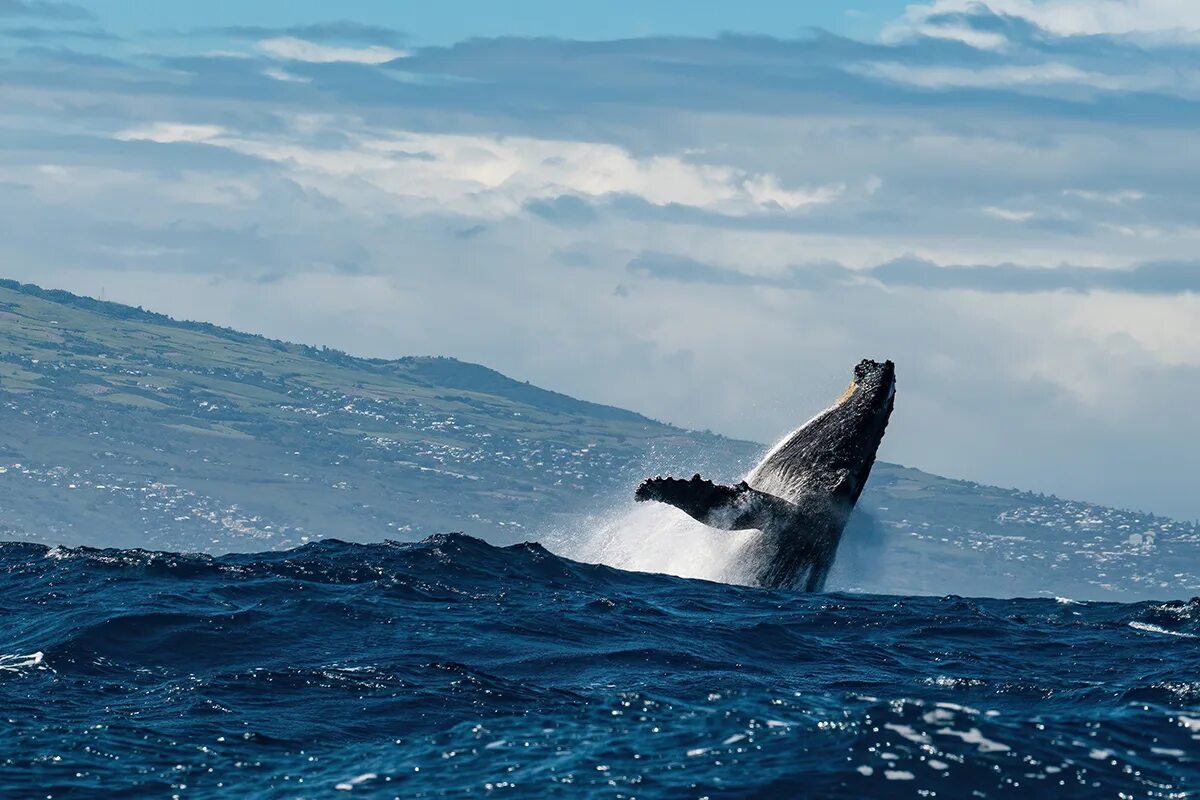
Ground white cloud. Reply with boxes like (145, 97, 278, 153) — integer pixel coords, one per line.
(850, 59, 1200, 99)
(158, 122, 842, 218)
(1063, 189, 1144, 204)
(887, 19, 1009, 49)
(115, 122, 226, 144)
(890, 0, 1200, 44)
(1061, 293, 1200, 368)
(262, 67, 312, 83)
(854, 61, 1103, 88)
(982, 206, 1035, 222)
(257, 36, 408, 64)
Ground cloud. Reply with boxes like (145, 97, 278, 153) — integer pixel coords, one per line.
(853, 61, 1107, 90)
(524, 194, 600, 224)
(1063, 188, 1143, 203)
(873, 256, 1200, 294)
(628, 252, 762, 286)
(626, 252, 1200, 296)
(891, 0, 1200, 45)
(111, 120, 842, 219)
(115, 123, 227, 144)
(982, 206, 1036, 222)
(0, 0, 90, 20)
(628, 252, 852, 290)
(256, 36, 408, 64)
(851, 55, 1200, 100)
(890, 16, 1011, 49)
(261, 66, 311, 84)
(213, 21, 406, 47)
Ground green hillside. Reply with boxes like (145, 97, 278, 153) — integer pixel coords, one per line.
(1, 279, 1197, 600)
(0, 279, 756, 551)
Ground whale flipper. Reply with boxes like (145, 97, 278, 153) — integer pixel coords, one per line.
(634, 474, 797, 531)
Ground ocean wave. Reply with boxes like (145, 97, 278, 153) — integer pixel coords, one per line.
(0, 534, 1197, 797)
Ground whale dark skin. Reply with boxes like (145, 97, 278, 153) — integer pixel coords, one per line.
(635, 359, 896, 591)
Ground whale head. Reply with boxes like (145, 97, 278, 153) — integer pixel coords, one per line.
(834, 358, 896, 502)
(747, 358, 895, 507)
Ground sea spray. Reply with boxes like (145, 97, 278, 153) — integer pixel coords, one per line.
(547, 501, 764, 585)
(549, 500, 887, 592)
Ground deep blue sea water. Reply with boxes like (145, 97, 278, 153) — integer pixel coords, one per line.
(1, 533, 1197, 798)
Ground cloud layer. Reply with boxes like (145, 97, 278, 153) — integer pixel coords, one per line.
(630, 253, 1200, 295)
(894, 0, 1200, 41)
(3, 3, 1200, 518)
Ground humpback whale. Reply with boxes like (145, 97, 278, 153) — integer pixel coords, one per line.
(635, 359, 895, 591)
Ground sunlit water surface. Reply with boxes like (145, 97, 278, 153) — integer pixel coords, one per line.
(1, 535, 1197, 798)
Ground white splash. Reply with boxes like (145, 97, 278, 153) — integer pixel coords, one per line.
(884, 770, 915, 781)
(334, 773, 378, 791)
(884, 723, 932, 745)
(935, 726, 1011, 753)
(548, 502, 763, 585)
(0, 652, 45, 673)
(1128, 621, 1197, 638)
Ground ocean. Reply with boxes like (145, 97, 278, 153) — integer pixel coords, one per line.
(1, 533, 1197, 798)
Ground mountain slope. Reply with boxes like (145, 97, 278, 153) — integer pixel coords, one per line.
(1, 279, 1196, 600)
(0, 279, 755, 550)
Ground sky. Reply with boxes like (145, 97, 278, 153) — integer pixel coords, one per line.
(3, 0, 1200, 519)
(70, 1, 914, 46)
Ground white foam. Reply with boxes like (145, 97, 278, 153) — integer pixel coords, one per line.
(0, 652, 44, 673)
(549, 503, 761, 585)
(884, 723, 931, 745)
(334, 772, 378, 791)
(884, 770, 915, 781)
(935, 701, 980, 714)
(1129, 621, 1197, 638)
(922, 708, 956, 724)
(935, 727, 1011, 753)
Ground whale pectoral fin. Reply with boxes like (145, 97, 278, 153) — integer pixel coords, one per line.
(634, 474, 794, 531)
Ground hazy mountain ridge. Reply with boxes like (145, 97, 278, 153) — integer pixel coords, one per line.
(1, 280, 1197, 600)
(0, 280, 754, 550)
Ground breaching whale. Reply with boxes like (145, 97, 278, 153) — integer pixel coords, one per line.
(634, 359, 895, 591)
